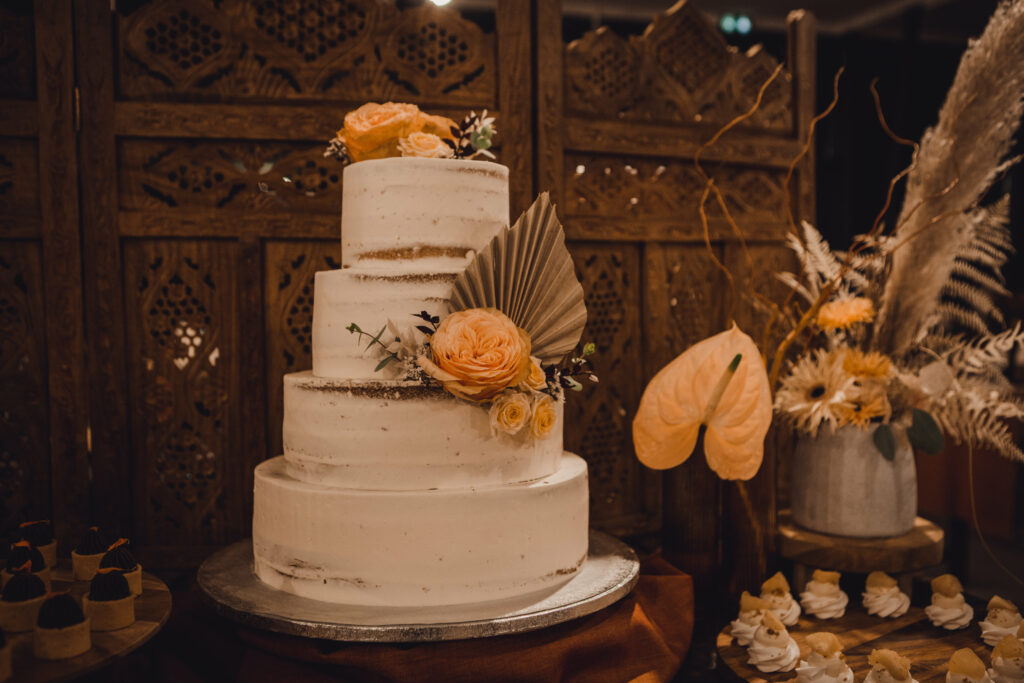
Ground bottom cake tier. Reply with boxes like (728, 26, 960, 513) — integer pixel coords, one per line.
(252, 454, 589, 607)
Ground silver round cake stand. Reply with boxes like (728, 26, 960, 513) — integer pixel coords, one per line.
(197, 529, 639, 642)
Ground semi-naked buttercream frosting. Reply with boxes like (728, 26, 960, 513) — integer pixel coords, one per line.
(253, 454, 588, 607)
(253, 156, 591, 609)
(314, 157, 511, 380)
(282, 372, 563, 490)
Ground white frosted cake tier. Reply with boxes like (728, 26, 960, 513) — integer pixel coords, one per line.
(341, 157, 509, 271)
(252, 454, 589, 607)
(311, 267, 453, 380)
(282, 371, 564, 490)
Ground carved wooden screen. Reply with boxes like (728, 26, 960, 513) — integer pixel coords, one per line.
(537, 0, 815, 589)
(75, 0, 532, 568)
(0, 3, 89, 549)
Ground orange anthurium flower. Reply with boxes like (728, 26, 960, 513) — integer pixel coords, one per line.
(632, 324, 772, 480)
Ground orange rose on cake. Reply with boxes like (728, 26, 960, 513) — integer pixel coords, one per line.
(398, 131, 454, 159)
(530, 394, 558, 439)
(489, 391, 531, 435)
(418, 308, 531, 401)
(339, 102, 455, 162)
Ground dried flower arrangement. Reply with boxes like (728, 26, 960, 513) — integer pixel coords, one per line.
(635, 0, 1024, 469)
(769, 0, 1024, 460)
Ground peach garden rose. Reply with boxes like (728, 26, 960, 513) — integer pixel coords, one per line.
(530, 394, 558, 439)
(518, 356, 547, 392)
(339, 102, 455, 162)
(488, 391, 531, 435)
(418, 308, 532, 401)
(398, 131, 454, 159)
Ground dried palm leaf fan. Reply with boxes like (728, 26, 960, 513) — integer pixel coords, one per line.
(449, 193, 587, 364)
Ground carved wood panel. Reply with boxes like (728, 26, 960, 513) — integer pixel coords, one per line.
(565, 154, 788, 236)
(563, 243, 654, 533)
(565, 1, 791, 131)
(0, 241, 49, 534)
(120, 139, 342, 213)
(123, 239, 236, 547)
(264, 240, 339, 455)
(118, 0, 496, 107)
(540, 0, 816, 586)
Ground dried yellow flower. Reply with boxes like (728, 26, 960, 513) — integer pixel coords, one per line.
(842, 349, 892, 378)
(817, 297, 876, 331)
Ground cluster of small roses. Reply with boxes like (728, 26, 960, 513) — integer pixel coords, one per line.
(353, 308, 585, 441)
(324, 102, 496, 166)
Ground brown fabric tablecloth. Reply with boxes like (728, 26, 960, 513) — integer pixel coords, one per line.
(162, 557, 694, 683)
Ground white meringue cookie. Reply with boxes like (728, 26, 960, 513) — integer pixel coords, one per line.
(797, 652, 855, 683)
(748, 637, 800, 673)
(863, 585, 911, 618)
(729, 611, 762, 647)
(989, 657, 1024, 683)
(926, 596, 975, 630)
(761, 591, 802, 626)
(981, 620, 1023, 648)
(801, 581, 849, 619)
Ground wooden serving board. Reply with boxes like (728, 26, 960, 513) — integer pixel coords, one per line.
(5, 564, 171, 683)
(717, 606, 990, 683)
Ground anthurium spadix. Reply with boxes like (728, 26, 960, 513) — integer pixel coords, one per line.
(632, 324, 772, 480)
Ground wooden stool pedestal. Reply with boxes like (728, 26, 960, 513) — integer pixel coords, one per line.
(777, 509, 944, 593)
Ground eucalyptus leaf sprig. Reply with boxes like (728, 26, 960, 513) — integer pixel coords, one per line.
(346, 322, 403, 372)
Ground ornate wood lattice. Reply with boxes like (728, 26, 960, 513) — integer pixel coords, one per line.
(540, 0, 816, 589)
(118, 0, 495, 106)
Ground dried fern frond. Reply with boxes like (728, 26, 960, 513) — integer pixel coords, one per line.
(946, 322, 1024, 373)
(874, 0, 1024, 353)
(936, 197, 1013, 335)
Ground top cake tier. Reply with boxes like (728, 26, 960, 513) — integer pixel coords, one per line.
(341, 157, 510, 271)
(315, 157, 510, 380)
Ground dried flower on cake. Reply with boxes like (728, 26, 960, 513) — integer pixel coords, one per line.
(417, 308, 532, 402)
(816, 297, 875, 331)
(489, 391, 531, 436)
(529, 394, 558, 439)
(398, 132, 455, 159)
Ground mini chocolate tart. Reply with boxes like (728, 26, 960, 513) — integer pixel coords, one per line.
(99, 540, 142, 596)
(34, 594, 90, 660)
(18, 521, 56, 572)
(0, 573, 47, 632)
(1, 542, 50, 592)
(71, 527, 107, 581)
(83, 570, 135, 631)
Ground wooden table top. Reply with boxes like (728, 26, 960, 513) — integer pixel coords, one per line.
(717, 605, 989, 683)
(777, 510, 944, 574)
(6, 563, 171, 683)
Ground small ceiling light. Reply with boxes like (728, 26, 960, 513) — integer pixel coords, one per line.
(736, 15, 752, 35)
(720, 13, 736, 33)
(431, 0, 452, 5)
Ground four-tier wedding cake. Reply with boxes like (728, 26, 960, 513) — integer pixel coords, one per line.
(252, 108, 592, 608)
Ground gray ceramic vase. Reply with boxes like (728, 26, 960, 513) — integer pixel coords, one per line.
(790, 424, 917, 538)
